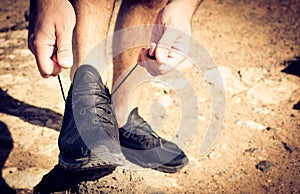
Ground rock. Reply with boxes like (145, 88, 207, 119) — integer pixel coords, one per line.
(0, 74, 14, 86)
(255, 160, 274, 172)
(245, 120, 265, 130)
(137, 170, 180, 189)
(229, 173, 241, 181)
(206, 66, 247, 95)
(239, 67, 267, 86)
(245, 148, 259, 154)
(220, 66, 247, 94)
(282, 142, 292, 153)
(247, 79, 298, 105)
(266, 126, 276, 131)
(2, 167, 49, 189)
(37, 143, 58, 158)
(208, 150, 222, 159)
(293, 101, 300, 110)
(77, 168, 146, 193)
(234, 119, 242, 125)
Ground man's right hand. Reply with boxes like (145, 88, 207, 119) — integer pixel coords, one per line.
(28, 0, 75, 78)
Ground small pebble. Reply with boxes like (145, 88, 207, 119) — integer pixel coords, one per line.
(245, 148, 259, 154)
(282, 142, 292, 153)
(293, 101, 300, 110)
(266, 126, 276, 131)
(256, 160, 274, 172)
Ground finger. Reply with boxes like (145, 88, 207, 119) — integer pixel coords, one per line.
(149, 42, 157, 56)
(56, 26, 74, 69)
(157, 50, 186, 75)
(49, 53, 63, 76)
(155, 28, 178, 65)
(137, 49, 143, 66)
(166, 49, 186, 68)
(140, 48, 161, 76)
(156, 27, 190, 65)
(140, 48, 152, 62)
(138, 48, 147, 65)
(34, 43, 58, 78)
(51, 63, 63, 76)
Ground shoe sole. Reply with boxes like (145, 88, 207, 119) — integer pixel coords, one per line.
(59, 146, 125, 171)
(154, 156, 189, 173)
(59, 154, 116, 171)
(122, 150, 189, 173)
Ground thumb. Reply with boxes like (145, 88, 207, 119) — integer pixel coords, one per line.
(155, 27, 179, 65)
(56, 30, 73, 69)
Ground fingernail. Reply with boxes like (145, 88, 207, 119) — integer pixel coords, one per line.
(149, 42, 156, 55)
(61, 57, 72, 68)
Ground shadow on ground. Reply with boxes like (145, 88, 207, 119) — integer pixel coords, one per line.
(282, 56, 300, 77)
(0, 88, 63, 131)
(282, 56, 300, 110)
(0, 121, 15, 194)
(33, 165, 116, 193)
(0, 88, 119, 193)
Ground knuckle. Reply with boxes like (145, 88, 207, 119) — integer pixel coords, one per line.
(58, 43, 71, 51)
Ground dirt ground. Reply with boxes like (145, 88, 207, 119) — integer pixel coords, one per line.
(0, 0, 300, 193)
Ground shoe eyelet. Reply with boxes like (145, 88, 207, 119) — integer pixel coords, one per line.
(80, 109, 86, 115)
(146, 142, 150, 148)
(92, 118, 99, 124)
(124, 131, 130, 138)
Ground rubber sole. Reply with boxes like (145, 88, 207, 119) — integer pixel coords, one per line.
(58, 146, 125, 171)
(122, 150, 189, 173)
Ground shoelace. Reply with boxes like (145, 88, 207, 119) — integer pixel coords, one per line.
(58, 74, 114, 126)
(58, 74, 66, 101)
(58, 63, 137, 101)
(82, 86, 114, 126)
(94, 92, 114, 125)
(123, 122, 160, 148)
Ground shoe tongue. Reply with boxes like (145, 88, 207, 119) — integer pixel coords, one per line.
(73, 65, 104, 87)
(122, 107, 145, 129)
(122, 108, 158, 137)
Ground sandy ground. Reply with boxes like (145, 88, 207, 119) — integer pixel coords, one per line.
(0, 0, 299, 193)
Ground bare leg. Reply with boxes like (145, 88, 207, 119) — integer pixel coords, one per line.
(57, 1, 127, 171)
(112, 0, 168, 126)
(70, 0, 115, 81)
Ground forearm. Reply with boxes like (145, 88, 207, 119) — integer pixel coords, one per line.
(167, 0, 202, 19)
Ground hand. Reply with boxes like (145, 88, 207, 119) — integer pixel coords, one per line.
(138, 1, 192, 76)
(28, 0, 76, 78)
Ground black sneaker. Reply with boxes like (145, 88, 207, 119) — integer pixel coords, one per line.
(119, 108, 189, 173)
(58, 65, 124, 171)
